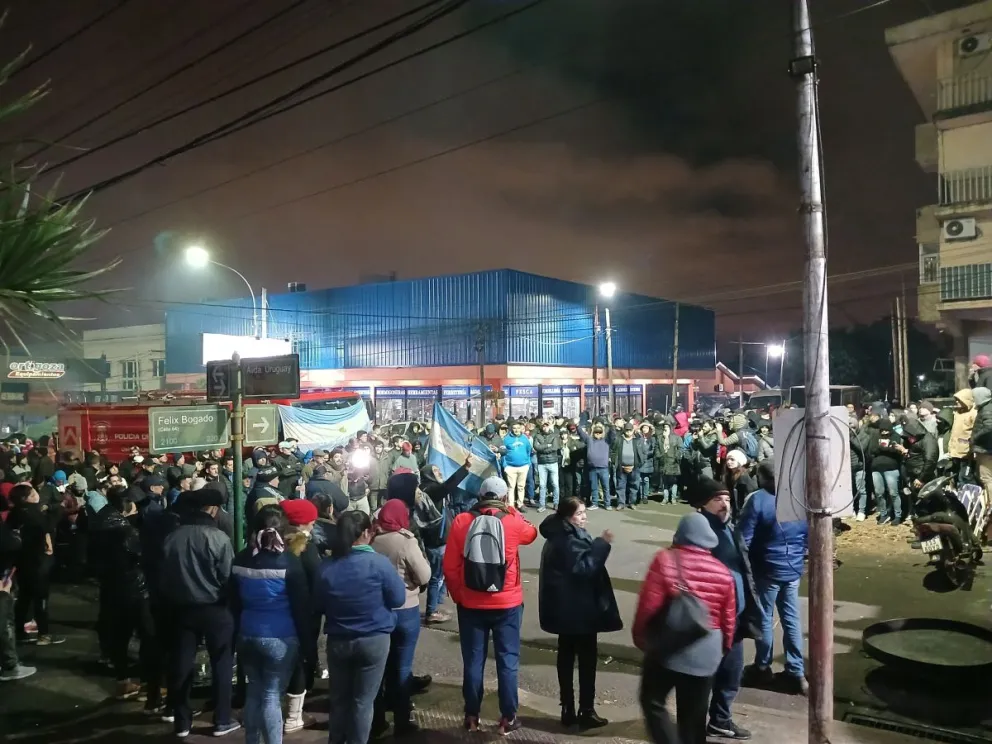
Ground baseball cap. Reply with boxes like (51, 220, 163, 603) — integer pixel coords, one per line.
(479, 476, 508, 500)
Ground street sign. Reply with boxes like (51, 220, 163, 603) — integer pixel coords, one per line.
(242, 354, 300, 400)
(148, 405, 231, 454)
(206, 360, 235, 402)
(244, 404, 279, 447)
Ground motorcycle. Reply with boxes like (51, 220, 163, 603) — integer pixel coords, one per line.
(912, 465, 990, 588)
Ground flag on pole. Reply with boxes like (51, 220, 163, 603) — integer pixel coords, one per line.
(426, 403, 499, 495)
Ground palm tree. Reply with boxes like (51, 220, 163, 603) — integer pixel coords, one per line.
(0, 48, 119, 351)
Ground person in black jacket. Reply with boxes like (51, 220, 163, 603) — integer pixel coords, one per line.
(0, 516, 35, 681)
(868, 419, 905, 526)
(533, 420, 563, 513)
(97, 487, 162, 703)
(419, 459, 470, 624)
(849, 416, 872, 521)
(901, 417, 938, 513)
(538, 497, 621, 729)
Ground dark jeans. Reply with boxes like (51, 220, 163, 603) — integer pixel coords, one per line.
(169, 603, 234, 733)
(586, 467, 610, 506)
(109, 595, 159, 692)
(384, 607, 421, 719)
(371, 489, 386, 510)
(425, 546, 446, 615)
(640, 662, 713, 744)
(14, 569, 50, 638)
(708, 639, 744, 726)
(97, 581, 114, 659)
(561, 468, 581, 499)
(0, 591, 19, 672)
(615, 467, 640, 506)
(556, 633, 597, 710)
(326, 634, 390, 744)
(457, 604, 522, 719)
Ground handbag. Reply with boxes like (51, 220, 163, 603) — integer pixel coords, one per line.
(644, 550, 712, 662)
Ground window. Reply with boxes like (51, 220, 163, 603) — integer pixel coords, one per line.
(152, 359, 165, 378)
(121, 360, 138, 391)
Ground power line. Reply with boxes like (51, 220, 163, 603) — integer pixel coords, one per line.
(61, 0, 550, 201)
(20, 0, 306, 166)
(46, 0, 443, 173)
(10, 0, 131, 79)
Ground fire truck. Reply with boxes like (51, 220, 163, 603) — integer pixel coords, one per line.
(56, 389, 369, 460)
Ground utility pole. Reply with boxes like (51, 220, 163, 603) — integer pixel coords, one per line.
(671, 302, 680, 410)
(605, 305, 615, 415)
(891, 301, 901, 401)
(475, 325, 486, 428)
(792, 1, 834, 741)
(900, 277, 910, 401)
(592, 305, 600, 415)
(738, 332, 745, 408)
(231, 352, 246, 552)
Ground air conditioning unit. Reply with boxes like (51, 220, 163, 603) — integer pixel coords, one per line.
(957, 33, 992, 57)
(943, 217, 978, 241)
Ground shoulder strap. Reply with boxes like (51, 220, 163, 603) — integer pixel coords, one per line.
(672, 549, 690, 591)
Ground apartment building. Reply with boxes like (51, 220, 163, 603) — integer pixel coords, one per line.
(81, 324, 166, 394)
(887, 0, 992, 387)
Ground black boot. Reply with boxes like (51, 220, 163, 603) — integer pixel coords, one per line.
(578, 708, 609, 729)
(560, 701, 576, 727)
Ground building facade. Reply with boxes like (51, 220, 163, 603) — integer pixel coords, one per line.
(82, 324, 167, 395)
(164, 269, 717, 421)
(887, 1, 992, 387)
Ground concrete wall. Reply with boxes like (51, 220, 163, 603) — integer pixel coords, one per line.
(940, 121, 992, 171)
(82, 324, 166, 393)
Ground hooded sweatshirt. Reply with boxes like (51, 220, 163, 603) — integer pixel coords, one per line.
(949, 388, 978, 459)
(969, 387, 992, 454)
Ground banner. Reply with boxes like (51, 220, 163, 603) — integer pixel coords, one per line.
(277, 402, 370, 451)
(426, 402, 499, 495)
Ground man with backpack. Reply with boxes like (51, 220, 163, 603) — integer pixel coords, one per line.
(443, 476, 538, 736)
(418, 457, 472, 624)
(716, 414, 760, 464)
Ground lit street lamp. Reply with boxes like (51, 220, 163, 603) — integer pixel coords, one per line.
(599, 282, 617, 414)
(184, 244, 260, 338)
(766, 341, 786, 389)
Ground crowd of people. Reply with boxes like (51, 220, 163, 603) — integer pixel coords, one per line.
(0, 402, 808, 744)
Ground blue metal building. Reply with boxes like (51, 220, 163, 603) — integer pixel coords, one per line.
(165, 269, 715, 420)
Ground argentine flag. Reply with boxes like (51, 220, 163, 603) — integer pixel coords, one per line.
(426, 403, 500, 495)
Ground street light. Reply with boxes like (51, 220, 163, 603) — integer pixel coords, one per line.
(598, 282, 617, 414)
(184, 244, 260, 338)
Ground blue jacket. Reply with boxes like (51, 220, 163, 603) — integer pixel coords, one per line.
(576, 427, 611, 469)
(738, 489, 808, 583)
(502, 434, 533, 468)
(231, 548, 316, 667)
(314, 546, 406, 639)
(701, 510, 745, 615)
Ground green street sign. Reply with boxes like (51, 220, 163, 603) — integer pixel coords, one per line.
(244, 404, 279, 447)
(148, 405, 231, 454)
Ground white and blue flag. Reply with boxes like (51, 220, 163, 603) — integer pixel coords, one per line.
(426, 403, 499, 494)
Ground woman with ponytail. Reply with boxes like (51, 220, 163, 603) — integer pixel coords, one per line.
(231, 507, 317, 743)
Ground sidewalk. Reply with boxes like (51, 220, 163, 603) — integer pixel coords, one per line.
(7, 677, 919, 744)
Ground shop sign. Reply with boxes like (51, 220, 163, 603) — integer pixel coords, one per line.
(8, 360, 66, 379)
(583, 384, 642, 395)
(405, 387, 440, 399)
(442, 385, 494, 398)
(375, 387, 407, 398)
(542, 385, 581, 396)
(507, 386, 538, 397)
(0, 382, 28, 404)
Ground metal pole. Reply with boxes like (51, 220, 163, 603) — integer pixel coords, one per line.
(738, 333, 745, 408)
(476, 326, 486, 428)
(212, 260, 258, 338)
(605, 306, 614, 415)
(779, 340, 787, 390)
(891, 301, 900, 401)
(260, 287, 268, 339)
(671, 302, 680, 410)
(592, 304, 599, 415)
(792, 1, 833, 740)
(231, 352, 246, 551)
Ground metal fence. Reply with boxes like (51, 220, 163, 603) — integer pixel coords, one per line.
(919, 245, 939, 285)
(937, 74, 992, 112)
(939, 164, 992, 205)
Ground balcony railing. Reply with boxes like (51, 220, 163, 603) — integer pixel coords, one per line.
(939, 165, 992, 206)
(937, 74, 992, 112)
(920, 245, 939, 285)
(940, 262, 992, 302)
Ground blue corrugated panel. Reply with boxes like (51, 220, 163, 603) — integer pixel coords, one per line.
(164, 269, 715, 373)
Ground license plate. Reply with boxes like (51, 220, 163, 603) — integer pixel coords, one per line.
(921, 536, 943, 553)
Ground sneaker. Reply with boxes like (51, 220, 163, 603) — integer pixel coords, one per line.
(890, 518, 904, 527)
(425, 610, 450, 624)
(36, 635, 66, 646)
(855, 512, 865, 522)
(213, 722, 241, 737)
(176, 730, 190, 739)
(707, 720, 752, 740)
(604, 505, 613, 511)
(779, 673, 810, 696)
(537, 506, 546, 513)
(161, 712, 176, 724)
(0, 665, 37, 682)
(16, 635, 37, 645)
(628, 502, 636, 510)
(143, 701, 166, 716)
(320, 667, 329, 680)
(411, 674, 432, 694)
(463, 715, 480, 732)
(588, 504, 599, 511)
(498, 717, 522, 736)
(877, 515, 892, 525)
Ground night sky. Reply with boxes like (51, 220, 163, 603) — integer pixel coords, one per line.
(1, 0, 975, 339)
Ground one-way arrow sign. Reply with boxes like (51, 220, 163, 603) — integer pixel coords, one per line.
(244, 404, 279, 447)
(206, 360, 235, 402)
